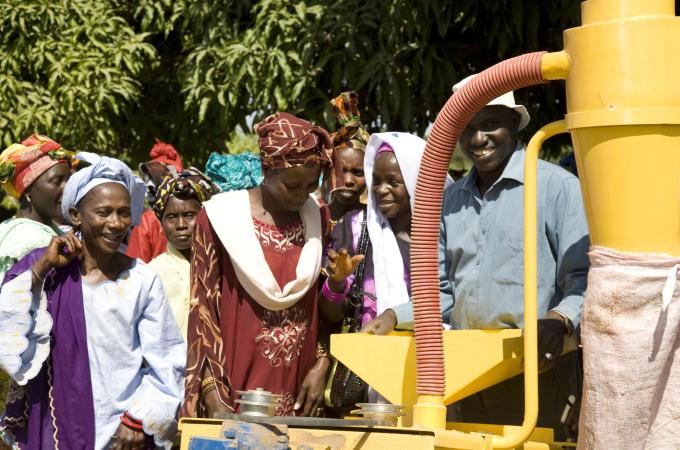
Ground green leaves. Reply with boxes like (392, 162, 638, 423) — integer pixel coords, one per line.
(0, 0, 579, 166)
(0, 1, 156, 157)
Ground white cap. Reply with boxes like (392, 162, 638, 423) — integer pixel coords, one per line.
(452, 75, 530, 131)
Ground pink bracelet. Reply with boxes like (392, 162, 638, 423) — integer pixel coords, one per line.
(322, 276, 352, 303)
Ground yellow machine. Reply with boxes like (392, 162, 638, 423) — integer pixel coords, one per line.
(180, 0, 680, 448)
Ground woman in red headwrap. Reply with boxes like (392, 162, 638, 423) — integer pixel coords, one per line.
(181, 113, 336, 419)
(126, 139, 184, 262)
(0, 135, 72, 281)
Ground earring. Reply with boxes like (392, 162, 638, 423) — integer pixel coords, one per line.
(25, 194, 31, 203)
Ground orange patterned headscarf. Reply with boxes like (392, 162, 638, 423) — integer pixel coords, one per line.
(0, 134, 71, 199)
(329, 91, 370, 152)
(255, 112, 341, 191)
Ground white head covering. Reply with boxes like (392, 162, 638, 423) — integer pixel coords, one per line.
(452, 75, 531, 131)
(61, 152, 146, 226)
(364, 132, 453, 315)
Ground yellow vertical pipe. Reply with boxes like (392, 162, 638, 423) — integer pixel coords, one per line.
(413, 394, 446, 429)
(491, 120, 567, 449)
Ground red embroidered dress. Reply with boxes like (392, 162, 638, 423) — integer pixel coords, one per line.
(181, 208, 321, 417)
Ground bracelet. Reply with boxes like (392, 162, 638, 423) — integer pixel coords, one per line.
(201, 383, 216, 396)
(316, 342, 330, 359)
(201, 376, 216, 389)
(321, 276, 353, 303)
(548, 310, 574, 336)
(31, 267, 44, 283)
(120, 411, 144, 432)
(201, 376, 218, 396)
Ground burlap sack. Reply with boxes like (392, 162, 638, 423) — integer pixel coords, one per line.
(578, 246, 680, 449)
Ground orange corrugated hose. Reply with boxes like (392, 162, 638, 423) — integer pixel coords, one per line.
(411, 52, 548, 395)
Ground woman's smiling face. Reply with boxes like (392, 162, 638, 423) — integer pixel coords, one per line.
(72, 183, 132, 254)
(371, 152, 410, 220)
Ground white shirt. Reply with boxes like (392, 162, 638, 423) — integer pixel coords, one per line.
(149, 244, 190, 341)
(0, 260, 186, 449)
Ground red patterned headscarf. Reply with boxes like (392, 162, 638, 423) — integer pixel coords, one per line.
(255, 112, 339, 190)
(0, 134, 71, 199)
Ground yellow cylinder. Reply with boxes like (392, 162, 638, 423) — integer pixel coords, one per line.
(412, 395, 446, 430)
(581, 0, 674, 23)
(563, 0, 680, 255)
(571, 127, 680, 255)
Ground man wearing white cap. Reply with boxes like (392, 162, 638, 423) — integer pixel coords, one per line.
(372, 75, 590, 441)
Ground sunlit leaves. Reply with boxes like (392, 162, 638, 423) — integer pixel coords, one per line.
(0, 0, 580, 164)
(176, 0, 579, 146)
(0, 1, 156, 155)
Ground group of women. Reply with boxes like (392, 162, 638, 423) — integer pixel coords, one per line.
(0, 91, 431, 449)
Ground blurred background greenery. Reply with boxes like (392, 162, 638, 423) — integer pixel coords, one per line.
(0, 0, 588, 169)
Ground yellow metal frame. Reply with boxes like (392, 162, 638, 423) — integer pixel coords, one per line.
(489, 119, 568, 448)
(333, 329, 529, 413)
(178, 417, 572, 450)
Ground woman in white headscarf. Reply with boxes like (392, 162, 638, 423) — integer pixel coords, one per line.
(323, 133, 452, 332)
(0, 153, 185, 450)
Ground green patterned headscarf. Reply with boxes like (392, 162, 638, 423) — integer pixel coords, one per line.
(152, 167, 219, 220)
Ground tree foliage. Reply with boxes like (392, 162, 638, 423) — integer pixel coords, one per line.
(0, 0, 586, 166)
(0, 1, 155, 159)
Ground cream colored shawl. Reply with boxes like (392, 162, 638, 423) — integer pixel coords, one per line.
(203, 189, 322, 311)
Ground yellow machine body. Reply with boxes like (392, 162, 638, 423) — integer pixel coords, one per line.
(331, 329, 524, 412)
(564, 0, 680, 256)
(179, 1, 680, 449)
(330, 329, 578, 417)
(178, 418, 569, 450)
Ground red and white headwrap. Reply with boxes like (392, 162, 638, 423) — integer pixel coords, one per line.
(255, 112, 340, 191)
(0, 134, 71, 199)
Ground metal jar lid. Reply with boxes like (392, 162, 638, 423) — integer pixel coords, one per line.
(235, 388, 281, 417)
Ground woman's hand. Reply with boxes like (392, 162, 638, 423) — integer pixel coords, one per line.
(294, 357, 331, 417)
(202, 387, 233, 419)
(33, 233, 82, 278)
(360, 309, 397, 335)
(325, 249, 364, 291)
(111, 422, 145, 450)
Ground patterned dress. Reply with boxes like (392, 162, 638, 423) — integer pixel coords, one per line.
(181, 208, 324, 417)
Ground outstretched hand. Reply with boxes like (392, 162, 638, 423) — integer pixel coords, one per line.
(326, 248, 364, 283)
(537, 316, 567, 372)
